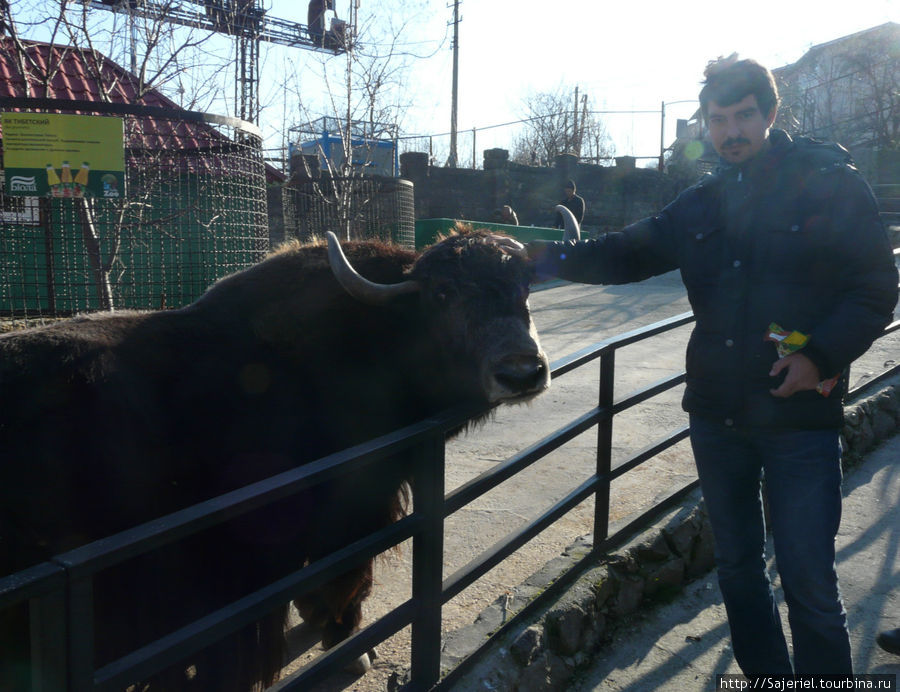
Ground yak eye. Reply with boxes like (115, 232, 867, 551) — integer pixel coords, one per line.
(431, 283, 455, 304)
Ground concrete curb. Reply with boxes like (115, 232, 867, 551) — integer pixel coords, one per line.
(427, 378, 900, 692)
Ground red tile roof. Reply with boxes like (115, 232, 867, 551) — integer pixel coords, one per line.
(0, 37, 191, 112)
(0, 38, 285, 182)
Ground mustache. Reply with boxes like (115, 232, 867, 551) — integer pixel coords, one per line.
(722, 137, 751, 147)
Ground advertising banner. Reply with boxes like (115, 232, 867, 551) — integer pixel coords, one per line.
(1, 112, 125, 198)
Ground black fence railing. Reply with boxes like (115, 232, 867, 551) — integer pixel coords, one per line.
(2, 250, 899, 691)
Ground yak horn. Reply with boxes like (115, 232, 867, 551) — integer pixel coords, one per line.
(555, 205, 581, 242)
(326, 232, 420, 305)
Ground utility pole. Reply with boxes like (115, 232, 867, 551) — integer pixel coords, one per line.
(659, 100, 666, 172)
(572, 85, 579, 156)
(448, 0, 460, 168)
(578, 92, 588, 158)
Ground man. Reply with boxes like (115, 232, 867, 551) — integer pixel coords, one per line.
(307, 0, 333, 47)
(554, 179, 585, 233)
(527, 55, 898, 676)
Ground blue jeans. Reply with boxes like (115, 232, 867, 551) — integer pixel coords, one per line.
(689, 415, 852, 675)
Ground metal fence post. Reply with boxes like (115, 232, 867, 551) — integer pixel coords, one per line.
(594, 350, 615, 544)
(66, 576, 95, 692)
(29, 590, 67, 692)
(409, 432, 446, 690)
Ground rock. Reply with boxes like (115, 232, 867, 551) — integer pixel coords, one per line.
(610, 573, 645, 617)
(546, 604, 587, 656)
(627, 531, 671, 563)
(687, 518, 717, 578)
(642, 556, 686, 597)
(872, 408, 897, 440)
(856, 416, 876, 454)
(591, 567, 615, 608)
(662, 508, 700, 558)
(515, 651, 571, 692)
(510, 625, 543, 666)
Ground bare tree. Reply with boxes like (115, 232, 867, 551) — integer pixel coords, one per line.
(510, 84, 615, 166)
(5, 1, 231, 107)
(283, 1, 442, 241)
(775, 26, 899, 152)
(3, 1, 241, 310)
(838, 38, 899, 150)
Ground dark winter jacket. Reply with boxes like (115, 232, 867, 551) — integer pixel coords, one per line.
(529, 130, 898, 429)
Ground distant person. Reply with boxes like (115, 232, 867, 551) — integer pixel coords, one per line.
(525, 54, 898, 677)
(877, 627, 900, 655)
(500, 205, 519, 226)
(307, 0, 333, 47)
(554, 180, 585, 230)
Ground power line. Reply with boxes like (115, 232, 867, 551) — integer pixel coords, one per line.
(398, 108, 661, 141)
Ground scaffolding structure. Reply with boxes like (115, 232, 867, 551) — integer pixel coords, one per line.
(89, 0, 358, 123)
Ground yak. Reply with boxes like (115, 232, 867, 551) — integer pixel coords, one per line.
(0, 228, 550, 690)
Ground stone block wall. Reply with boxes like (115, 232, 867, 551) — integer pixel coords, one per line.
(400, 151, 684, 234)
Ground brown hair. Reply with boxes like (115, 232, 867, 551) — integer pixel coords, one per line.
(699, 53, 779, 122)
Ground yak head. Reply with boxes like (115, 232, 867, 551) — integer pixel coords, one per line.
(326, 229, 550, 406)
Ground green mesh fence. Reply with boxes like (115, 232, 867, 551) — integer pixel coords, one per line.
(1, 100, 269, 326)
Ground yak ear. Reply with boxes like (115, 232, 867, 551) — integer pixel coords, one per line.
(555, 205, 580, 241)
(325, 232, 420, 305)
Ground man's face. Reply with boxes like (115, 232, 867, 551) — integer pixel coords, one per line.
(706, 94, 776, 165)
(564, 187, 574, 199)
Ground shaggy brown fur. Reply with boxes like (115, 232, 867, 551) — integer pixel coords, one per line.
(0, 230, 548, 690)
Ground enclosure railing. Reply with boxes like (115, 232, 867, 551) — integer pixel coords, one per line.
(2, 250, 898, 690)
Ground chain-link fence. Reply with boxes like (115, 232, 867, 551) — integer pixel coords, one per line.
(283, 175, 415, 247)
(0, 99, 269, 327)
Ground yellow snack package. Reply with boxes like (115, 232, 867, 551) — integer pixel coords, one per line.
(765, 323, 839, 397)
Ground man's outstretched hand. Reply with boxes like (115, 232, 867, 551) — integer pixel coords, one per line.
(769, 352, 821, 398)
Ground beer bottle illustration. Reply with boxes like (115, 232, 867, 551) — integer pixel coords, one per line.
(60, 161, 73, 197)
(74, 161, 90, 196)
(46, 164, 61, 197)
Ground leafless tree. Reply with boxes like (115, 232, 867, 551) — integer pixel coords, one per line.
(4, 0, 231, 107)
(510, 84, 615, 166)
(3, 1, 239, 310)
(282, 1, 442, 241)
(775, 27, 899, 152)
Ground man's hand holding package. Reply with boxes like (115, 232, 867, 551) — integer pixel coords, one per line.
(769, 352, 821, 398)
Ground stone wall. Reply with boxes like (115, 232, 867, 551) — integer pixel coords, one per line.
(409, 379, 900, 692)
(399, 150, 684, 234)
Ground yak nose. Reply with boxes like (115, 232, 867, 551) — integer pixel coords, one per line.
(493, 353, 550, 396)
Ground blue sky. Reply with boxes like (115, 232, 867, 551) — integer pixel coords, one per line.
(385, 0, 899, 160)
(13, 0, 898, 162)
(259, 0, 898, 162)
